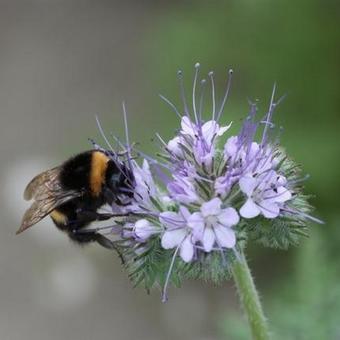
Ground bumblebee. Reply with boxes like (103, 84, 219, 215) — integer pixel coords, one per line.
(17, 150, 134, 250)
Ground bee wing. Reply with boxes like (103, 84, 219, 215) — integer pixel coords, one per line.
(17, 167, 82, 234)
(23, 166, 60, 201)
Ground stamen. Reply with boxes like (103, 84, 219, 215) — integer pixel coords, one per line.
(264, 187, 291, 200)
(177, 70, 190, 117)
(155, 133, 168, 148)
(253, 167, 276, 193)
(261, 83, 277, 145)
(153, 163, 171, 186)
(195, 245, 228, 252)
(276, 93, 287, 106)
(282, 208, 324, 224)
(192, 62, 200, 124)
(159, 94, 182, 119)
(198, 79, 207, 123)
(159, 215, 185, 227)
(208, 71, 216, 120)
(134, 148, 172, 171)
(122, 102, 133, 172)
(216, 69, 233, 122)
(162, 241, 182, 303)
(95, 115, 115, 152)
(257, 202, 280, 216)
(194, 174, 214, 183)
(110, 133, 126, 152)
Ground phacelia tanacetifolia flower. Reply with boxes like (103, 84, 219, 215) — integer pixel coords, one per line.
(101, 63, 322, 301)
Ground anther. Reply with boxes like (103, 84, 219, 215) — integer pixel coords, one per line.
(192, 62, 200, 123)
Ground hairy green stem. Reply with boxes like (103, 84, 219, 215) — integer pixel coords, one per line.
(231, 250, 270, 340)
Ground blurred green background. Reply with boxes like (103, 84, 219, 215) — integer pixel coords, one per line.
(0, 0, 338, 339)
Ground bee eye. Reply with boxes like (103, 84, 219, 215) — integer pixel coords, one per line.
(109, 173, 124, 192)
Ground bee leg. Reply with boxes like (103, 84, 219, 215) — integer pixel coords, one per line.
(76, 209, 129, 222)
(95, 213, 115, 221)
(103, 187, 116, 205)
(114, 197, 133, 207)
(94, 234, 125, 264)
(95, 212, 130, 220)
(103, 187, 134, 207)
(103, 186, 134, 207)
(71, 228, 125, 264)
(76, 208, 111, 221)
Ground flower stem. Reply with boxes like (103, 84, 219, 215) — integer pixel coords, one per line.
(231, 249, 270, 340)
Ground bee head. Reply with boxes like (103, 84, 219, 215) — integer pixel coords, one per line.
(106, 159, 135, 200)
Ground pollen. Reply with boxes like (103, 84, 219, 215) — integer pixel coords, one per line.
(50, 210, 68, 225)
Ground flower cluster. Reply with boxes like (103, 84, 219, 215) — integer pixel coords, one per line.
(101, 64, 321, 299)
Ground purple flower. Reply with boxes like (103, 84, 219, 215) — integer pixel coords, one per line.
(188, 198, 239, 251)
(134, 219, 159, 240)
(221, 138, 275, 185)
(132, 159, 157, 201)
(160, 207, 195, 262)
(239, 171, 292, 219)
(110, 64, 322, 299)
(124, 159, 162, 215)
(167, 116, 232, 168)
(167, 175, 200, 205)
(159, 198, 239, 262)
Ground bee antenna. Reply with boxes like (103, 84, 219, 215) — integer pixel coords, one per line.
(95, 115, 115, 152)
(88, 138, 102, 150)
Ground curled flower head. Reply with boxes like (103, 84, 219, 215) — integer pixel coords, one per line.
(96, 63, 322, 301)
(167, 115, 232, 168)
